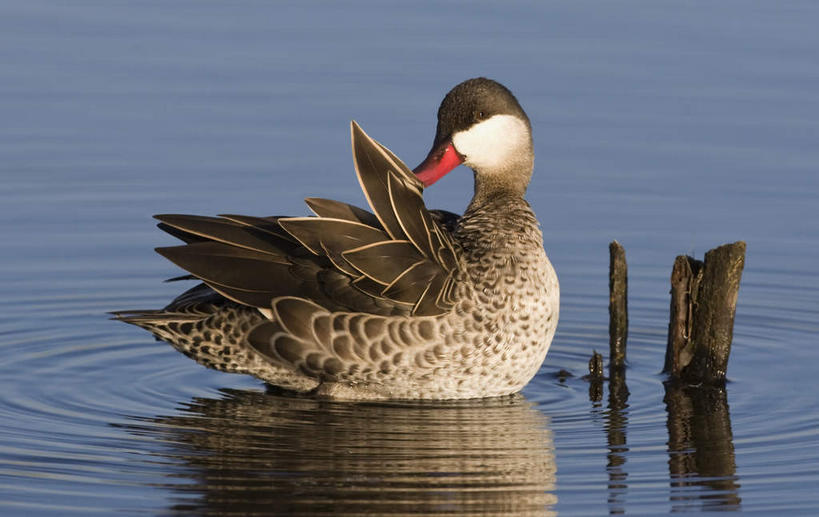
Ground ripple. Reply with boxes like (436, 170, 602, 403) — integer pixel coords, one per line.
(0, 291, 562, 515)
(2, 264, 819, 514)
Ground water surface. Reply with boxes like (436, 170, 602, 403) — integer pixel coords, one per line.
(2, 1, 819, 515)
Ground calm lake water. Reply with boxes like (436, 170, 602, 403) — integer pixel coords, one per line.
(2, 1, 819, 515)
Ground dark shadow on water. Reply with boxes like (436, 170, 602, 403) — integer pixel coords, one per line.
(664, 381, 742, 512)
(115, 389, 556, 516)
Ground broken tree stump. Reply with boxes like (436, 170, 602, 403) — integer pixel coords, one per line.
(664, 241, 746, 384)
(609, 240, 628, 371)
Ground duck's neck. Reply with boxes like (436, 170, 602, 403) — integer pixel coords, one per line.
(458, 186, 542, 255)
(469, 155, 533, 206)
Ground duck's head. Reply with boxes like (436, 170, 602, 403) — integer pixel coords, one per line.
(413, 77, 533, 197)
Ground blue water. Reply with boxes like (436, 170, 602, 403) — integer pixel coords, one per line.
(2, 1, 819, 514)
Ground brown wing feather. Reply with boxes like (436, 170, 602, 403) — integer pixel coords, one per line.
(217, 214, 296, 242)
(351, 121, 414, 240)
(351, 276, 414, 306)
(342, 240, 421, 285)
(304, 198, 383, 228)
(278, 217, 388, 258)
(348, 121, 460, 312)
(153, 123, 461, 325)
(156, 222, 211, 245)
(412, 272, 449, 316)
(386, 170, 437, 259)
(156, 214, 294, 255)
(156, 242, 296, 292)
(381, 261, 441, 304)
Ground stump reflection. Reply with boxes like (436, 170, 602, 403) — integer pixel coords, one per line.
(606, 369, 629, 515)
(664, 383, 741, 511)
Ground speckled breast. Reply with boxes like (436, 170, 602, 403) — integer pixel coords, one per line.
(435, 196, 560, 396)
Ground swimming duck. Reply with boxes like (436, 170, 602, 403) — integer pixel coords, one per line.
(115, 78, 559, 400)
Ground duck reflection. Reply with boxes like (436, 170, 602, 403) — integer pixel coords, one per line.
(121, 389, 556, 516)
(664, 382, 742, 511)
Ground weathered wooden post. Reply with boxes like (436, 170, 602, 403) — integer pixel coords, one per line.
(586, 241, 629, 401)
(604, 243, 630, 507)
(609, 240, 628, 371)
(608, 241, 629, 401)
(664, 241, 746, 384)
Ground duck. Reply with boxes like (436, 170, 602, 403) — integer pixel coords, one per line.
(114, 77, 559, 400)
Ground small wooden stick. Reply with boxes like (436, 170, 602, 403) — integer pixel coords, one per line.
(588, 350, 604, 379)
(588, 350, 604, 402)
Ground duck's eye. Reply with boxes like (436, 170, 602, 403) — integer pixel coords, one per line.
(476, 111, 486, 120)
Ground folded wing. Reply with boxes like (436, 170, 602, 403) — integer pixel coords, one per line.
(154, 122, 460, 320)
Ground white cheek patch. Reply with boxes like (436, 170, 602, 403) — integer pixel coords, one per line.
(451, 114, 529, 172)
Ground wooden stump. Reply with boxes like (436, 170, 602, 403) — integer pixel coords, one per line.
(608, 241, 628, 372)
(664, 242, 746, 384)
